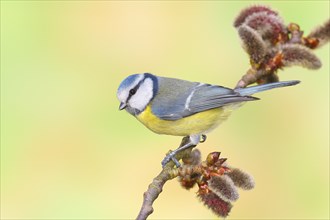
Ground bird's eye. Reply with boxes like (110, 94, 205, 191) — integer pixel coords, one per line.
(129, 89, 136, 95)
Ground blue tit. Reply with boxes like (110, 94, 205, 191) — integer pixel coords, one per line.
(117, 73, 299, 167)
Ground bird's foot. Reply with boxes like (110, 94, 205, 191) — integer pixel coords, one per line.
(161, 151, 181, 168)
(161, 135, 201, 168)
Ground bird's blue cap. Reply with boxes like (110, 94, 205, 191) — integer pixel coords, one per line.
(117, 74, 141, 92)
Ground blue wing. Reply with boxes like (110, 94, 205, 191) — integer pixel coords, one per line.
(187, 84, 257, 113)
(151, 77, 257, 120)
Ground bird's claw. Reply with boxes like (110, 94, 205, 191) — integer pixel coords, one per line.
(161, 151, 181, 168)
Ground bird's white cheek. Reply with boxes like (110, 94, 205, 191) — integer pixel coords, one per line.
(129, 78, 154, 112)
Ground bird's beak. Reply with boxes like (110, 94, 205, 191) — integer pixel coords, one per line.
(119, 102, 127, 110)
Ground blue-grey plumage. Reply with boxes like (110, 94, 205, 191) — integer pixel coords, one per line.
(234, 80, 300, 96)
(117, 73, 300, 167)
(151, 76, 258, 120)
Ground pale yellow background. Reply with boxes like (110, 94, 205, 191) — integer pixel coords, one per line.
(1, 1, 329, 219)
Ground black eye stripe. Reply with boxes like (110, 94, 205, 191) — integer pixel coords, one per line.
(126, 78, 145, 102)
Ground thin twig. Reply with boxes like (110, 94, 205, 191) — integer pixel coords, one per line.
(136, 137, 195, 220)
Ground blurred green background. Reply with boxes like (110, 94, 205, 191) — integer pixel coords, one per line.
(1, 1, 329, 219)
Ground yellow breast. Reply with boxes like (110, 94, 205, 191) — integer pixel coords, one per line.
(136, 105, 236, 136)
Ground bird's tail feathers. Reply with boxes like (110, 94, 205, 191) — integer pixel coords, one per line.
(235, 80, 300, 96)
